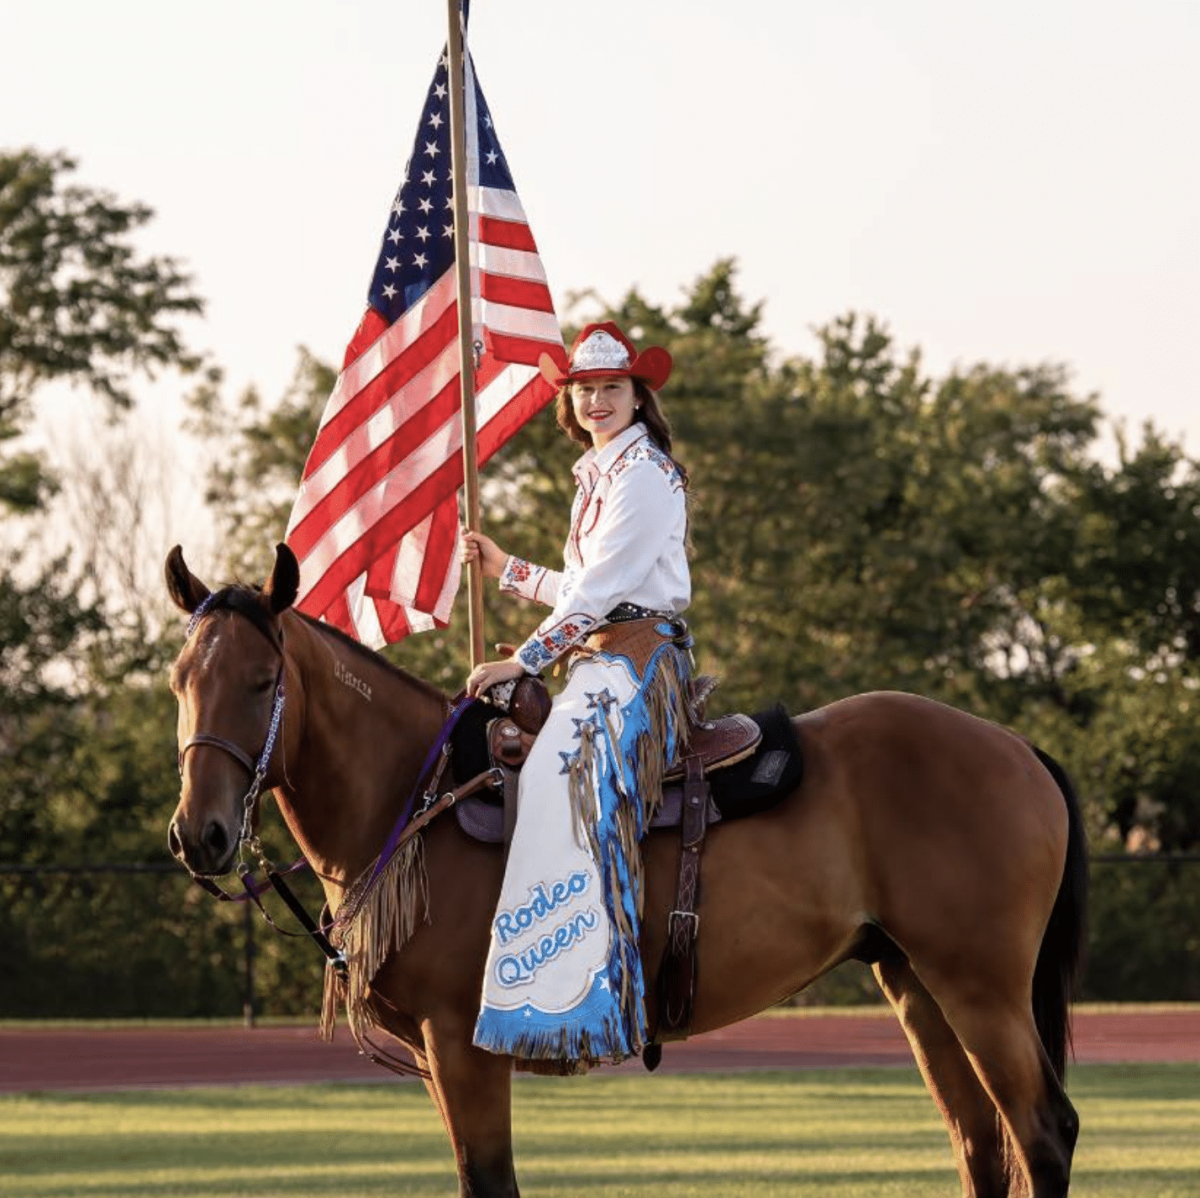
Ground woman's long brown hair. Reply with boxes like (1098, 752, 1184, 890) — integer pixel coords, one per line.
(555, 380, 690, 488)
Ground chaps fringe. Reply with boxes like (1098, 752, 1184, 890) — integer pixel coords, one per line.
(563, 639, 692, 1055)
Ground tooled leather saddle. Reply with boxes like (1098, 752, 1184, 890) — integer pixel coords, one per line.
(455, 677, 763, 837)
(449, 671, 803, 1069)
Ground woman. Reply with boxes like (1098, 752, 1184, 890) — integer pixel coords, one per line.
(462, 321, 692, 1065)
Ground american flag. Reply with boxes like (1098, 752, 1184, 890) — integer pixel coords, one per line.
(285, 42, 561, 646)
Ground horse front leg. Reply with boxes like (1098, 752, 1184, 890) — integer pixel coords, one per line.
(423, 1019, 520, 1198)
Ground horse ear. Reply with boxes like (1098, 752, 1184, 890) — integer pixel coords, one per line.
(264, 543, 300, 615)
(164, 545, 211, 614)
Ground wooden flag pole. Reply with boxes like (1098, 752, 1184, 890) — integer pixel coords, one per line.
(446, 0, 486, 668)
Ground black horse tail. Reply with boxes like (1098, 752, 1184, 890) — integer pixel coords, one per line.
(1030, 747, 1089, 1081)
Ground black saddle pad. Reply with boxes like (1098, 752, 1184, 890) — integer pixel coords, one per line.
(706, 703, 804, 820)
(447, 697, 505, 784)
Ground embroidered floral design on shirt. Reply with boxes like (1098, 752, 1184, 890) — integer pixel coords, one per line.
(609, 440, 683, 490)
(517, 613, 598, 673)
(501, 555, 557, 605)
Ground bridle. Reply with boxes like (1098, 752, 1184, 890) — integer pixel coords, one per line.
(174, 590, 352, 979)
(178, 590, 287, 871)
(172, 587, 490, 1018)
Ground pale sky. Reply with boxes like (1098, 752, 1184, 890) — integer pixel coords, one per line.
(6, 0, 1199, 466)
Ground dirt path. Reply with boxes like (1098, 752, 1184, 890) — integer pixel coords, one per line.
(2, 1009, 1196, 1094)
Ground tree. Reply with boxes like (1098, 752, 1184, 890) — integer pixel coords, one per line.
(189, 259, 1200, 862)
(0, 147, 205, 868)
(0, 554, 102, 862)
(1055, 429, 1200, 850)
(1071, 427, 1200, 662)
(186, 350, 336, 581)
(0, 147, 203, 510)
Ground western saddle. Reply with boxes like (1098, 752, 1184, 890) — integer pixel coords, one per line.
(471, 669, 761, 1067)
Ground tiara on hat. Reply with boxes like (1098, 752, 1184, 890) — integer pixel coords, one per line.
(537, 321, 672, 391)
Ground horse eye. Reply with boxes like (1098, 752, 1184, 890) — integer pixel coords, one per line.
(253, 676, 275, 695)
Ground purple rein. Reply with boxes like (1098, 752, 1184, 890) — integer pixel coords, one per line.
(177, 592, 477, 975)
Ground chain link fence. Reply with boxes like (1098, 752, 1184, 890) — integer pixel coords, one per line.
(0, 862, 326, 1021)
(1, 856, 1196, 1019)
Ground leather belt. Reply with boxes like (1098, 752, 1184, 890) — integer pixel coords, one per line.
(604, 601, 673, 623)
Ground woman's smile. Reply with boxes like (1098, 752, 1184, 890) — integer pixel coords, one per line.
(572, 376, 636, 447)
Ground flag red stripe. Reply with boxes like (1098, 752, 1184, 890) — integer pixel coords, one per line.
(289, 370, 461, 557)
(376, 599, 414, 642)
(365, 539, 398, 600)
(480, 272, 555, 313)
(341, 308, 390, 371)
(324, 589, 355, 638)
(411, 499, 459, 612)
(304, 302, 458, 478)
(297, 369, 551, 617)
(479, 215, 537, 252)
(486, 330, 555, 367)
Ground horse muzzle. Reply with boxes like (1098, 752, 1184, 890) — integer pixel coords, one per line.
(168, 808, 241, 877)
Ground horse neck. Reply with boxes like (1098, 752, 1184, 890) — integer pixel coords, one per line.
(273, 613, 450, 896)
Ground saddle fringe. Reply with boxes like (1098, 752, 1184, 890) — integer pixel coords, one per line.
(325, 630, 692, 1068)
(321, 836, 429, 1046)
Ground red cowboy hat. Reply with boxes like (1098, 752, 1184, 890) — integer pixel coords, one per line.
(538, 321, 672, 391)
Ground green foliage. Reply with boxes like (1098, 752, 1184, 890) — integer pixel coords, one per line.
(0, 148, 203, 417)
(0, 147, 204, 511)
(8, 234, 1200, 1013)
(0, 143, 208, 865)
(3, 1067, 1200, 1196)
(0, 148, 245, 1016)
(1087, 860, 1200, 1000)
(0, 553, 103, 862)
(1071, 427, 1200, 661)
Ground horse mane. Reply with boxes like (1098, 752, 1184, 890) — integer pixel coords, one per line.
(291, 608, 449, 708)
(191, 582, 448, 709)
(195, 583, 282, 648)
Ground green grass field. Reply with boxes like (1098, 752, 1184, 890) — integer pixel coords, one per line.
(2, 1065, 1198, 1197)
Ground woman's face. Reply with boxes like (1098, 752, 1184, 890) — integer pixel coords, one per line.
(571, 375, 637, 448)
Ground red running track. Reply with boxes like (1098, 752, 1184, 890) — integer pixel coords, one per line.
(1, 1010, 1197, 1093)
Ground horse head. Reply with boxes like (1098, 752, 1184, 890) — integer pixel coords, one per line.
(164, 543, 299, 875)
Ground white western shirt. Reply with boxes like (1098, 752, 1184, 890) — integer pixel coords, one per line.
(500, 422, 690, 674)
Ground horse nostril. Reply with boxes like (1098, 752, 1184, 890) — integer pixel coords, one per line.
(202, 819, 229, 862)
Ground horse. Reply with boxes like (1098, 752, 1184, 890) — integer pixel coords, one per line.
(164, 543, 1086, 1198)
